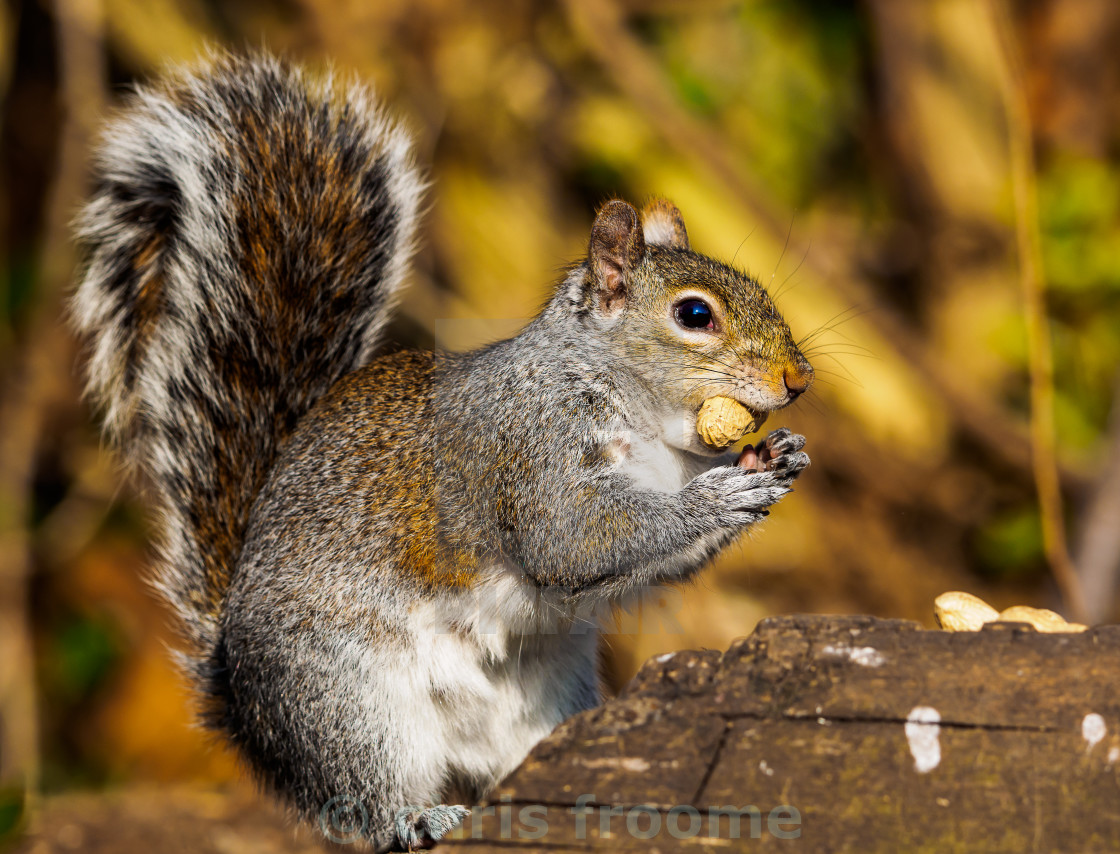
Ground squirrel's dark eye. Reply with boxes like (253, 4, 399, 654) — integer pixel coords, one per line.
(675, 299, 714, 330)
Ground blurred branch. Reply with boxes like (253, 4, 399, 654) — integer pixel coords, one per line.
(563, 0, 1091, 493)
(1074, 376, 1120, 623)
(0, 0, 105, 798)
(0, 2, 14, 104)
(0, 0, 16, 362)
(989, 0, 1087, 623)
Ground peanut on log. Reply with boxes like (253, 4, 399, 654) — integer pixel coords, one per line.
(933, 591, 999, 631)
(934, 591, 1088, 633)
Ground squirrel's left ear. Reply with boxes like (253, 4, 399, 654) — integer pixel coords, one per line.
(588, 200, 646, 316)
(640, 199, 690, 251)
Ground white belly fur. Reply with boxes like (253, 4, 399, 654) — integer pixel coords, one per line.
(396, 577, 599, 801)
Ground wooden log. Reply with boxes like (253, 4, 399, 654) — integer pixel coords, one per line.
(444, 615, 1120, 852)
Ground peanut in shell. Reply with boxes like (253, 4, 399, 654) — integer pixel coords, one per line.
(998, 605, 1087, 633)
(934, 590, 1088, 633)
(933, 591, 999, 632)
(696, 396, 757, 449)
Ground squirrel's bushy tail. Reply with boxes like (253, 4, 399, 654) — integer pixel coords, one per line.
(72, 53, 422, 665)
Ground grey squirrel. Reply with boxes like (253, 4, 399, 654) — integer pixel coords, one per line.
(71, 53, 813, 851)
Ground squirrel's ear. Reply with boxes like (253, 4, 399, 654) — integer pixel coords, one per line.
(588, 200, 645, 315)
(640, 199, 690, 251)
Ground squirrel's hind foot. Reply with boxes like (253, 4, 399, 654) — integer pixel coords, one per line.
(392, 804, 470, 851)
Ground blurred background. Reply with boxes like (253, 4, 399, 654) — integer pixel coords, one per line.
(3, 0, 1120, 842)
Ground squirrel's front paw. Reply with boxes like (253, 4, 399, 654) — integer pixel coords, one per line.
(687, 466, 793, 528)
(737, 428, 809, 483)
(688, 428, 808, 529)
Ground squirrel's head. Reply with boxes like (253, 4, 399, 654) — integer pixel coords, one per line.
(572, 199, 813, 452)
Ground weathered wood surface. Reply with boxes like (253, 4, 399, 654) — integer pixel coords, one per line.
(444, 615, 1120, 852)
(12, 616, 1120, 853)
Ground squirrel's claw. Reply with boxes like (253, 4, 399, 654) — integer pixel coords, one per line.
(768, 449, 810, 476)
(761, 427, 806, 456)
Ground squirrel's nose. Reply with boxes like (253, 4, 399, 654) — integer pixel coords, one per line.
(783, 363, 813, 399)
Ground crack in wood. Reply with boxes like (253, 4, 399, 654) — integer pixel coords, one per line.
(689, 718, 733, 805)
(719, 709, 1062, 733)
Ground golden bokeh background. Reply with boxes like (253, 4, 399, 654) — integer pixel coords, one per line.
(2, 0, 1120, 836)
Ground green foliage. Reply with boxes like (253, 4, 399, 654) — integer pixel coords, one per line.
(0, 786, 25, 844)
(640, 3, 865, 207)
(976, 508, 1044, 578)
(1039, 156, 1120, 292)
(41, 612, 124, 704)
(1038, 155, 1120, 451)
